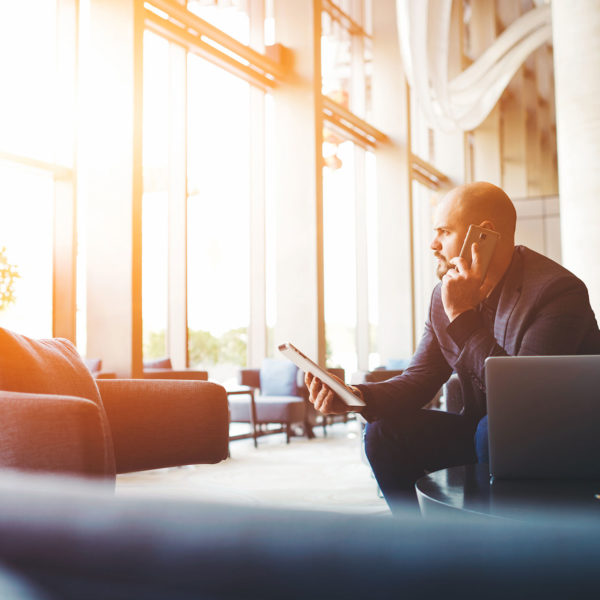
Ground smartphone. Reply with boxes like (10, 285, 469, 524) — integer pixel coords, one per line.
(459, 224, 500, 279)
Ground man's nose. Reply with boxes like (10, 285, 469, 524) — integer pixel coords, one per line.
(431, 236, 441, 251)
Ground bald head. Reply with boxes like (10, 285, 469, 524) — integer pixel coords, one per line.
(441, 182, 516, 245)
(431, 182, 517, 284)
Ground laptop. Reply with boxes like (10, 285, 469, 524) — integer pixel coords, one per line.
(485, 355, 600, 480)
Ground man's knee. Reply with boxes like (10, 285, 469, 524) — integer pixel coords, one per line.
(364, 420, 395, 462)
(363, 419, 412, 467)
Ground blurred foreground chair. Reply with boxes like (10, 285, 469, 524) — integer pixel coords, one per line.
(142, 357, 209, 381)
(1, 469, 600, 599)
(0, 328, 229, 482)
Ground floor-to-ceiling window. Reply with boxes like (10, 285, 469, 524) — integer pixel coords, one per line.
(321, 0, 381, 377)
(0, 0, 77, 340)
(187, 55, 251, 381)
(142, 0, 278, 381)
(142, 31, 170, 360)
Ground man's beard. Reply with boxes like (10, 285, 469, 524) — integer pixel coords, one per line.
(434, 252, 452, 280)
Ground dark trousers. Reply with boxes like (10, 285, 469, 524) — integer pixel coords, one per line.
(364, 409, 478, 515)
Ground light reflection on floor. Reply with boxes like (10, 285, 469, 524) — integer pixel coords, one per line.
(117, 421, 390, 516)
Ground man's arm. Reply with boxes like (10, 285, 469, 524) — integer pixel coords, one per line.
(354, 308, 453, 422)
(306, 299, 453, 422)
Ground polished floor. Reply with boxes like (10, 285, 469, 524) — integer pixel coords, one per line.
(117, 420, 390, 516)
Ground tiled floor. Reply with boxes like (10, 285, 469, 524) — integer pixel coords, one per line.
(117, 420, 390, 516)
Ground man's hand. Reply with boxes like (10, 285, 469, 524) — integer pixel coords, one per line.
(441, 242, 493, 322)
(305, 372, 361, 415)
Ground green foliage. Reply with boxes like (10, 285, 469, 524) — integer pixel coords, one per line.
(143, 330, 166, 359)
(144, 327, 247, 366)
(0, 247, 19, 312)
(218, 327, 247, 367)
(188, 329, 220, 365)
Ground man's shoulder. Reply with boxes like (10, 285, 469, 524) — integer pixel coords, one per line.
(515, 245, 582, 284)
(513, 245, 589, 297)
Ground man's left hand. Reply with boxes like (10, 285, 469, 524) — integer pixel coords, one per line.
(441, 243, 492, 322)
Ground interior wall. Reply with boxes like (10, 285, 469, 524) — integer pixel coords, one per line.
(513, 195, 561, 264)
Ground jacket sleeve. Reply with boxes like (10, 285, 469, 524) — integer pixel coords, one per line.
(356, 302, 453, 421)
(451, 275, 596, 395)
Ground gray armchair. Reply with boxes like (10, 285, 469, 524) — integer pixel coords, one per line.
(231, 364, 349, 442)
(231, 365, 307, 443)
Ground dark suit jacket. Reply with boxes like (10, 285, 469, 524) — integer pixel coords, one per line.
(359, 246, 600, 423)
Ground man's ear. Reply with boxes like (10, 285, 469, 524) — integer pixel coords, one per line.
(479, 220, 495, 231)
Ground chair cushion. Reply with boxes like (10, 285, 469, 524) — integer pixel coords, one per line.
(0, 328, 115, 473)
(143, 357, 173, 369)
(260, 359, 299, 397)
(229, 395, 305, 424)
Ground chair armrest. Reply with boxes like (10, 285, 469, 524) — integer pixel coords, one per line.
(96, 379, 228, 474)
(142, 369, 208, 381)
(0, 391, 111, 479)
(238, 369, 260, 388)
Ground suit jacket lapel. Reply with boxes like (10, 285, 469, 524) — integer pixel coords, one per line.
(494, 248, 523, 351)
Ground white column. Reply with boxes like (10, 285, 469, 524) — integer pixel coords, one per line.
(372, 0, 414, 360)
(80, 0, 144, 377)
(552, 0, 600, 315)
(272, 0, 324, 364)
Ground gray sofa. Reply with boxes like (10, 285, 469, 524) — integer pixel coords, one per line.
(0, 328, 229, 481)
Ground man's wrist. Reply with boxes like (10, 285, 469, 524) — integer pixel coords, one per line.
(351, 384, 377, 422)
(446, 309, 484, 349)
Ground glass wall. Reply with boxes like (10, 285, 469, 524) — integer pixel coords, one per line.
(321, 0, 372, 119)
(187, 56, 251, 383)
(411, 181, 441, 339)
(187, 0, 250, 45)
(323, 141, 358, 376)
(365, 149, 379, 369)
(0, 162, 54, 338)
(0, 0, 75, 340)
(0, 2, 60, 164)
(321, 0, 377, 378)
(142, 32, 170, 360)
(141, 1, 270, 381)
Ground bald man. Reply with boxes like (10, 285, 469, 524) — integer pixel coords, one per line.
(307, 182, 600, 514)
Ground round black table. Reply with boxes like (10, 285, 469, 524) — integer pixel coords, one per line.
(416, 463, 600, 521)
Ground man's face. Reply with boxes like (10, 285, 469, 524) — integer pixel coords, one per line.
(430, 195, 470, 280)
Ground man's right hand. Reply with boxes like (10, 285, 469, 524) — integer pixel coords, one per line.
(305, 372, 362, 415)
